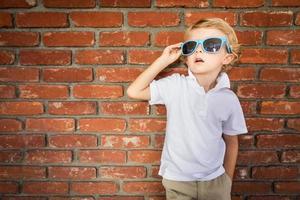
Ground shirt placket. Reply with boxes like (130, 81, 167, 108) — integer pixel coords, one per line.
(190, 80, 208, 117)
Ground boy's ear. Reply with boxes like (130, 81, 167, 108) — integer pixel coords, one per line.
(222, 54, 235, 65)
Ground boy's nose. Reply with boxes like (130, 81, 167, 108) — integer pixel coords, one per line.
(195, 46, 203, 54)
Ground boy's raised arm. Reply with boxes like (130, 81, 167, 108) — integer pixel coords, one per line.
(126, 43, 182, 100)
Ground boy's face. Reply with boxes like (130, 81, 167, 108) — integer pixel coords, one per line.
(184, 28, 234, 75)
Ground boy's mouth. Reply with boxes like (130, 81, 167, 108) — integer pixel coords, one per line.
(195, 58, 204, 63)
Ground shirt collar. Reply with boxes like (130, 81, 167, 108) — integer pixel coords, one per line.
(187, 68, 230, 91)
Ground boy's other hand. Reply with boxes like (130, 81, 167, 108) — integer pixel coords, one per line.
(158, 42, 182, 66)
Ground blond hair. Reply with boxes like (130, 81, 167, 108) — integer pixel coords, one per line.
(181, 18, 240, 73)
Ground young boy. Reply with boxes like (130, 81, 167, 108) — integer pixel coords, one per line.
(127, 18, 248, 200)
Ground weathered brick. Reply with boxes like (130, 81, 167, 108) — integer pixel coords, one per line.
(0, 151, 23, 163)
(185, 12, 237, 26)
(128, 50, 161, 64)
(78, 118, 126, 133)
(73, 85, 123, 99)
(25, 150, 72, 164)
(99, 166, 146, 179)
(43, 67, 93, 82)
(128, 12, 180, 27)
(260, 68, 300, 82)
(232, 182, 272, 193)
(252, 166, 298, 179)
(228, 67, 256, 81)
(0, 166, 45, 179)
(0, 102, 43, 115)
(287, 119, 300, 131)
(129, 119, 166, 133)
(155, 31, 184, 47)
(0, 12, 13, 27)
(20, 50, 71, 65)
(128, 150, 162, 164)
(272, 0, 300, 6)
(48, 166, 96, 179)
(0, 32, 39, 47)
(96, 67, 144, 82)
(101, 0, 150, 7)
(267, 30, 300, 45)
(246, 118, 284, 132)
(26, 118, 75, 133)
(75, 50, 124, 64)
(23, 182, 68, 194)
(213, 0, 264, 7)
(236, 31, 262, 45)
(257, 134, 300, 148)
(49, 135, 97, 148)
(0, 67, 39, 82)
(70, 12, 122, 27)
(0, 50, 15, 64)
(48, 101, 96, 115)
(71, 182, 118, 195)
(274, 182, 300, 193)
(16, 12, 68, 28)
(260, 101, 300, 115)
(43, 0, 96, 8)
(101, 135, 150, 148)
(100, 102, 149, 115)
(156, 0, 208, 7)
(19, 84, 69, 99)
(237, 151, 278, 164)
(240, 48, 288, 64)
(0, 119, 21, 132)
(240, 11, 293, 27)
(237, 84, 286, 98)
(99, 31, 149, 46)
(281, 150, 300, 163)
(0, 182, 18, 193)
(43, 32, 94, 47)
(123, 181, 164, 194)
(0, 0, 36, 8)
(291, 49, 300, 64)
(79, 150, 126, 163)
(0, 135, 45, 148)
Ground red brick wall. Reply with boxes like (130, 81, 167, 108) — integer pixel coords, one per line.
(0, 0, 299, 199)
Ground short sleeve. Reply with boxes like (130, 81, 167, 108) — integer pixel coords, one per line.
(148, 73, 180, 105)
(222, 96, 248, 135)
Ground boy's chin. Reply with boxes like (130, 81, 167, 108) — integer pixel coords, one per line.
(189, 65, 222, 74)
(189, 66, 209, 74)
(188, 67, 219, 76)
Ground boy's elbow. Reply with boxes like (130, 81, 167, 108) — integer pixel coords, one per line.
(127, 86, 150, 100)
(126, 87, 137, 99)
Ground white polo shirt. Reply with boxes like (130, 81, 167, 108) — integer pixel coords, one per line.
(148, 69, 248, 181)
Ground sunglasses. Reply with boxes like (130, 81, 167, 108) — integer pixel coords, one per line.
(181, 37, 232, 56)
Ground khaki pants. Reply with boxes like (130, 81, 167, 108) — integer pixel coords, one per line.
(162, 173, 232, 200)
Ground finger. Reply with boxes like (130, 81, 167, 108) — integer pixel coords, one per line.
(170, 46, 181, 52)
(170, 45, 182, 51)
(170, 48, 182, 55)
(168, 42, 183, 48)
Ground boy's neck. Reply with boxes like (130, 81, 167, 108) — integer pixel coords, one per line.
(190, 69, 221, 93)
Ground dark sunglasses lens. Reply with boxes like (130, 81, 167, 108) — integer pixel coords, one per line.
(182, 41, 197, 55)
(203, 38, 222, 53)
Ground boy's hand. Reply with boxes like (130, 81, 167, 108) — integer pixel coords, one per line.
(158, 42, 182, 67)
(127, 42, 182, 100)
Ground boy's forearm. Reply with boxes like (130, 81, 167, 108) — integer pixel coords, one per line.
(223, 135, 239, 180)
(127, 57, 169, 95)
